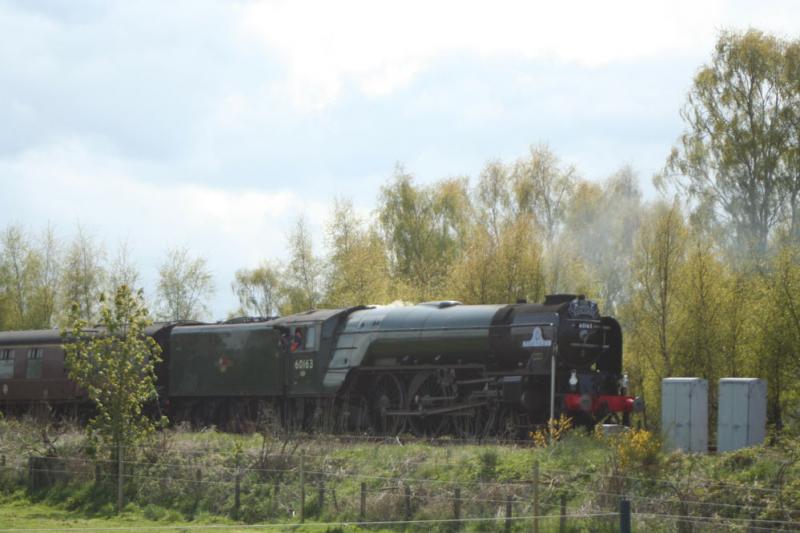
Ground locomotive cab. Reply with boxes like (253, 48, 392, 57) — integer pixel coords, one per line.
(267, 307, 366, 398)
(278, 321, 321, 395)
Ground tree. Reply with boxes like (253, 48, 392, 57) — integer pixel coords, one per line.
(324, 199, 390, 307)
(0, 224, 65, 329)
(665, 30, 795, 256)
(62, 226, 106, 323)
(755, 243, 800, 429)
(475, 160, 513, 242)
(447, 225, 495, 304)
(108, 241, 141, 293)
(782, 39, 800, 241)
(564, 166, 644, 313)
(449, 216, 545, 305)
(231, 261, 284, 317)
(511, 144, 576, 244)
(156, 247, 214, 321)
(669, 229, 733, 424)
(622, 202, 688, 422)
(509, 145, 577, 297)
(31, 224, 62, 328)
(378, 167, 471, 301)
(62, 285, 165, 512)
(283, 217, 323, 313)
(0, 225, 38, 329)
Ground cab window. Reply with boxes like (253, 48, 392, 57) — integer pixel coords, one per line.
(304, 326, 316, 351)
(288, 326, 317, 353)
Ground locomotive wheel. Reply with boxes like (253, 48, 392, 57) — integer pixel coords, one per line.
(368, 373, 405, 435)
(451, 406, 487, 441)
(256, 401, 283, 434)
(407, 371, 450, 437)
(493, 406, 523, 442)
(338, 392, 370, 433)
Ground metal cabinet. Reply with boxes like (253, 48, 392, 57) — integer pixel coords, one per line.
(662, 378, 708, 452)
(717, 378, 767, 452)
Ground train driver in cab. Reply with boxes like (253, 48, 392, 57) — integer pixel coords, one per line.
(290, 327, 305, 353)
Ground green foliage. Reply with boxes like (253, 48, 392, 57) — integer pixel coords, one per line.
(282, 216, 324, 314)
(753, 244, 800, 429)
(510, 144, 576, 244)
(621, 200, 800, 430)
(666, 29, 800, 256)
(61, 226, 106, 324)
(231, 261, 284, 317)
(107, 242, 142, 294)
(447, 216, 544, 304)
(323, 199, 391, 307)
(156, 246, 214, 321)
(622, 201, 688, 386)
(0, 224, 61, 330)
(378, 167, 471, 301)
(61, 285, 166, 454)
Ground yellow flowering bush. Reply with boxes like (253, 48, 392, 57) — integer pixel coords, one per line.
(530, 414, 573, 447)
(613, 428, 662, 472)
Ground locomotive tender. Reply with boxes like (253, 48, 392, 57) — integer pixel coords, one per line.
(0, 294, 639, 437)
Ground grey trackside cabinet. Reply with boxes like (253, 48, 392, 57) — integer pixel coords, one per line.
(717, 378, 767, 452)
(661, 378, 708, 452)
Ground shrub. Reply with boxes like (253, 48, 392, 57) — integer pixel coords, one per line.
(143, 503, 167, 521)
(613, 428, 661, 472)
(530, 414, 573, 447)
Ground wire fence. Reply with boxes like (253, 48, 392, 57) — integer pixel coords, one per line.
(1, 447, 798, 532)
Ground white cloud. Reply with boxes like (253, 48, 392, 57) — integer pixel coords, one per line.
(238, 0, 734, 111)
(238, 0, 800, 112)
(0, 141, 329, 319)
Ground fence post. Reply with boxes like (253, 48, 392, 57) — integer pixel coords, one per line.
(404, 484, 412, 522)
(505, 495, 513, 533)
(195, 468, 202, 509)
(360, 482, 366, 522)
(299, 451, 305, 524)
(1, 454, 5, 466)
(454, 486, 461, 528)
(272, 478, 280, 515)
(533, 460, 540, 533)
(318, 479, 325, 516)
(620, 498, 631, 533)
(560, 493, 566, 532)
(27, 456, 32, 490)
(234, 456, 241, 518)
(116, 442, 124, 514)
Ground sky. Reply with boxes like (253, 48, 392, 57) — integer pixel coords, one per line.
(1, 0, 799, 320)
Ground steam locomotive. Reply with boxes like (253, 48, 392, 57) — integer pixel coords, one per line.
(0, 294, 640, 437)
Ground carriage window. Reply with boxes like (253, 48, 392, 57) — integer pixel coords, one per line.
(26, 348, 43, 379)
(0, 349, 13, 379)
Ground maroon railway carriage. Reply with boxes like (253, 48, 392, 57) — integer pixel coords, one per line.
(0, 329, 82, 412)
(0, 324, 177, 416)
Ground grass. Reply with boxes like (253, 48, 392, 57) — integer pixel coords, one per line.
(0, 492, 414, 532)
(0, 493, 229, 531)
(0, 418, 798, 532)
